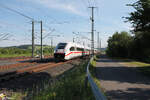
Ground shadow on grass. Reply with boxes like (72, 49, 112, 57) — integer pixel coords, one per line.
(105, 87, 150, 100)
(138, 66, 150, 77)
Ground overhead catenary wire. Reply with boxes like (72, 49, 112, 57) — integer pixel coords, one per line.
(0, 33, 13, 41)
(0, 4, 34, 21)
(0, 1, 98, 48)
(43, 29, 55, 39)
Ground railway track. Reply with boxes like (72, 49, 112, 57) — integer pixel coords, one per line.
(0, 60, 72, 82)
(0, 62, 37, 71)
(0, 56, 51, 61)
(0, 56, 52, 71)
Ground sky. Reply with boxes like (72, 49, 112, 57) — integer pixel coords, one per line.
(0, 0, 137, 48)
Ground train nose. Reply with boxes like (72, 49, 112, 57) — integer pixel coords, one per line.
(56, 49, 65, 53)
(54, 53, 65, 59)
(54, 49, 65, 59)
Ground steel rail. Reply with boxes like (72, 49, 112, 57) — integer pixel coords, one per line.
(0, 59, 73, 82)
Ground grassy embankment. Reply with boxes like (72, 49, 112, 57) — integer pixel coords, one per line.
(89, 55, 106, 95)
(124, 61, 150, 76)
(110, 55, 150, 77)
(0, 52, 52, 58)
(26, 59, 95, 100)
(89, 55, 101, 87)
(0, 54, 31, 58)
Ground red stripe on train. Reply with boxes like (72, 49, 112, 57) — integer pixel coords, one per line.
(65, 52, 89, 56)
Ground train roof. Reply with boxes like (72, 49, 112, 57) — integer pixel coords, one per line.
(58, 42, 90, 50)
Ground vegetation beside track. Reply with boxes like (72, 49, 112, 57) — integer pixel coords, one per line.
(0, 45, 54, 58)
(28, 59, 95, 100)
(89, 55, 103, 91)
(106, 0, 150, 63)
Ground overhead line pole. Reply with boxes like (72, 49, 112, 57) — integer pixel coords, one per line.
(100, 38, 101, 52)
(97, 32, 100, 50)
(89, 7, 97, 56)
(40, 21, 43, 60)
(50, 37, 53, 56)
(32, 21, 35, 58)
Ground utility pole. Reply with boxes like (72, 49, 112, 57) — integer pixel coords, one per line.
(40, 21, 43, 60)
(73, 37, 75, 42)
(32, 21, 35, 58)
(51, 37, 53, 49)
(97, 32, 100, 50)
(100, 38, 101, 52)
(51, 37, 53, 56)
(72, 32, 76, 43)
(89, 7, 96, 56)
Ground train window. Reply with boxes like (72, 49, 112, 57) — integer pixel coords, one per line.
(77, 48, 84, 51)
(70, 47, 75, 51)
(57, 43, 67, 49)
(77, 48, 80, 51)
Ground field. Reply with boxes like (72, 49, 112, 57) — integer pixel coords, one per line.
(0, 45, 54, 58)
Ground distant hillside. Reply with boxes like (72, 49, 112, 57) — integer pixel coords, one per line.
(1, 44, 52, 50)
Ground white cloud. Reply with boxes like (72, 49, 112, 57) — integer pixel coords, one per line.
(34, 0, 86, 16)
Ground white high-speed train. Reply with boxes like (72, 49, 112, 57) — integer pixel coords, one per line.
(54, 42, 91, 60)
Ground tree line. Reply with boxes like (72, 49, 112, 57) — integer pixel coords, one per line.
(106, 0, 150, 62)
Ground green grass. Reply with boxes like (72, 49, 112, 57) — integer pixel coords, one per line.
(89, 55, 107, 97)
(29, 59, 95, 100)
(125, 61, 150, 76)
(0, 53, 31, 58)
(126, 61, 150, 67)
(0, 52, 53, 58)
(89, 56, 101, 89)
(10, 92, 26, 100)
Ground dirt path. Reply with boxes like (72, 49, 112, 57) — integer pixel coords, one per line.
(96, 55, 150, 100)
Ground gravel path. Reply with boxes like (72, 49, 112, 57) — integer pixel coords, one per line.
(96, 55, 150, 100)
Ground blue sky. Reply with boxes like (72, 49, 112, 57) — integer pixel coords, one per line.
(0, 0, 137, 47)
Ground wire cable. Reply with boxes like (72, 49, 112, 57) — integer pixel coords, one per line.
(0, 4, 34, 21)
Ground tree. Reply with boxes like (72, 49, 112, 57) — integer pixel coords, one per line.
(125, 0, 150, 62)
(126, 0, 150, 32)
(106, 31, 132, 58)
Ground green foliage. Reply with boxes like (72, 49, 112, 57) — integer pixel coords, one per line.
(0, 48, 31, 55)
(106, 31, 132, 58)
(107, 0, 150, 62)
(0, 45, 55, 57)
(130, 31, 150, 61)
(32, 60, 95, 100)
(89, 56, 105, 95)
(125, 0, 150, 62)
(126, 0, 150, 32)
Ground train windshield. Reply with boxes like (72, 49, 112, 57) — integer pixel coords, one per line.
(57, 43, 67, 49)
